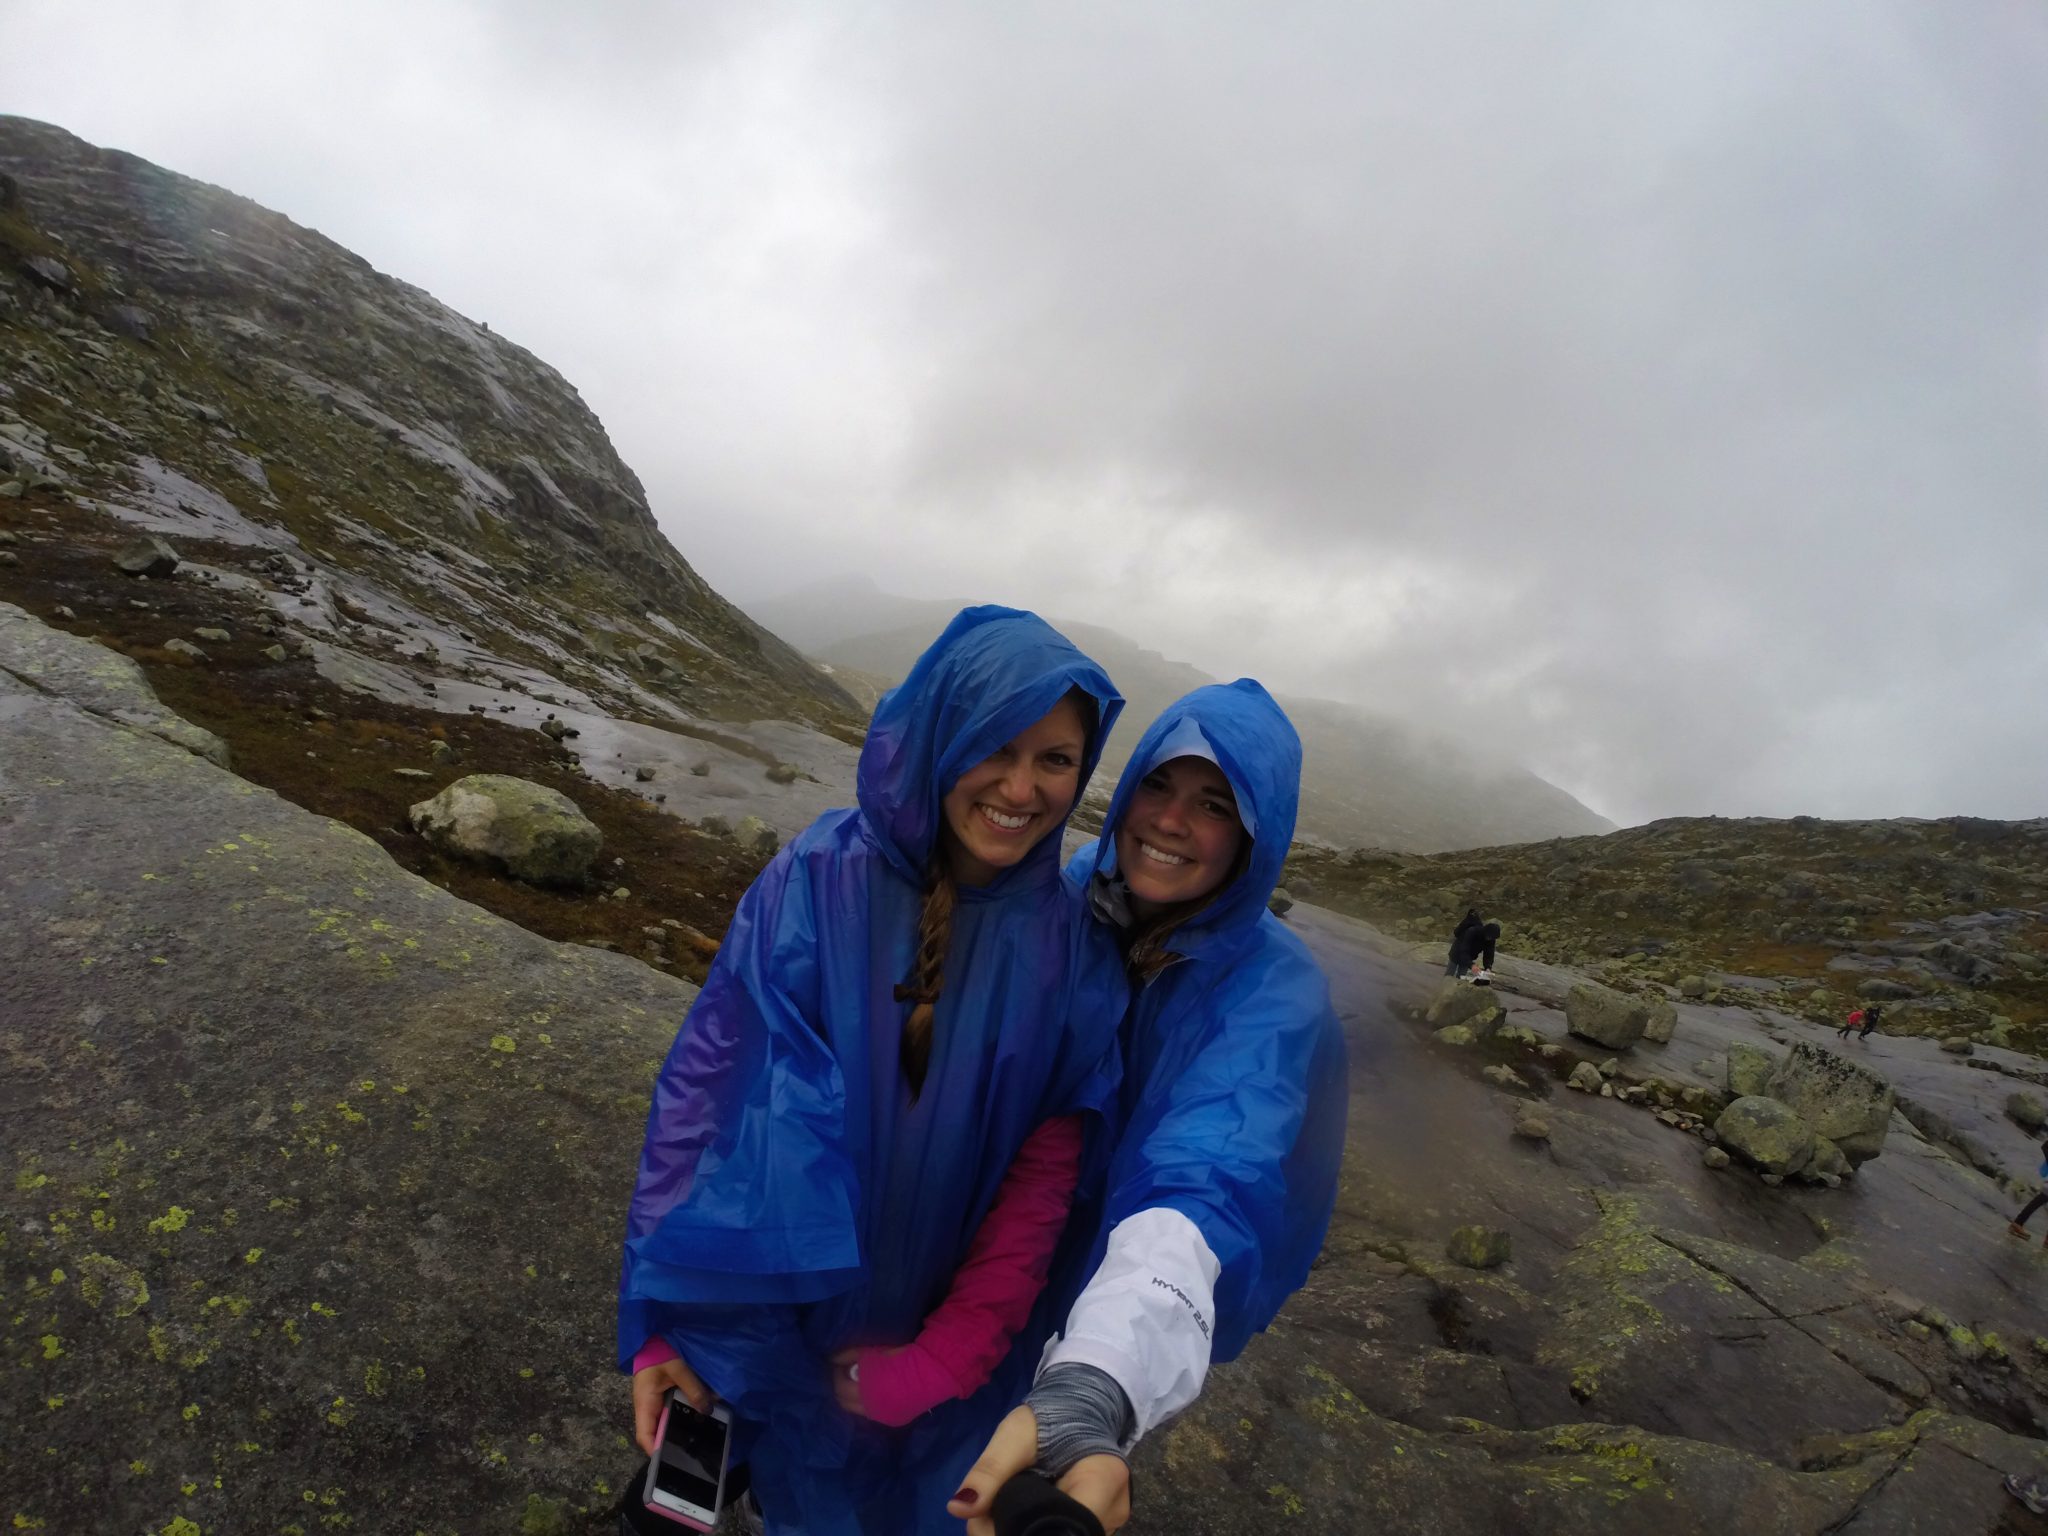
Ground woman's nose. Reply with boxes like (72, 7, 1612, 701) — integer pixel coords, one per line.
(991, 761, 1037, 805)
(1153, 797, 1191, 834)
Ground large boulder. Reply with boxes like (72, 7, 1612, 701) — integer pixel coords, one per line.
(1726, 1041, 1777, 1098)
(1424, 980, 1505, 1039)
(408, 773, 602, 885)
(1564, 981, 1647, 1051)
(1714, 1096, 1817, 1177)
(1763, 1041, 1894, 1165)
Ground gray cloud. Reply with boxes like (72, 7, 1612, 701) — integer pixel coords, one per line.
(9, 0, 2048, 823)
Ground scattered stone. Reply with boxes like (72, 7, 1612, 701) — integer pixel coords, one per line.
(1703, 1146, 1731, 1170)
(1445, 1226, 1512, 1270)
(54, 605, 74, 620)
(1858, 978, 1919, 1001)
(1802, 1136, 1850, 1184)
(1512, 1115, 1550, 1142)
(690, 760, 712, 776)
(1567, 1061, 1604, 1093)
(765, 762, 801, 785)
(1424, 980, 1505, 1039)
(1564, 981, 1648, 1051)
(0, 550, 15, 567)
(429, 740, 458, 765)
(0, 480, 22, 498)
(21, 253, 73, 291)
(1939, 1037, 1973, 1056)
(113, 535, 180, 578)
(613, 887, 630, 901)
(261, 643, 288, 662)
(1482, 1064, 1527, 1091)
(1267, 886, 1295, 918)
(194, 626, 232, 643)
(2006, 1092, 2046, 1133)
(539, 716, 571, 741)
(1726, 1042, 1777, 1099)
(1640, 996, 1678, 1043)
(0, 529, 15, 543)
(103, 302, 154, 341)
(1761, 1172, 1785, 1187)
(1714, 1096, 1817, 1177)
(1597, 1057, 1620, 1079)
(699, 815, 732, 838)
(392, 767, 433, 779)
(408, 775, 602, 886)
(1678, 975, 1706, 999)
(162, 638, 207, 662)
(1434, 1024, 1477, 1047)
(734, 815, 779, 858)
(634, 765, 657, 782)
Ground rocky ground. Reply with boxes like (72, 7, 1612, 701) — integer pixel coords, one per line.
(8, 611, 2047, 1534)
(1287, 816, 2048, 1054)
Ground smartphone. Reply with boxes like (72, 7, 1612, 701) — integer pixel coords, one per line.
(641, 1388, 733, 1531)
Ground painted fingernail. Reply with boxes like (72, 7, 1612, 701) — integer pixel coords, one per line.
(953, 1488, 976, 1505)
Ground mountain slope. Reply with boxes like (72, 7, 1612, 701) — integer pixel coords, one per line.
(0, 115, 854, 728)
(749, 576, 1614, 852)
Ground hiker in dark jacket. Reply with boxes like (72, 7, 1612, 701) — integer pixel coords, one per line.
(1445, 908, 1501, 983)
(1859, 1004, 1882, 1040)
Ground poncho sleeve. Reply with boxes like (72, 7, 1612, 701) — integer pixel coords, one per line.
(1106, 938, 1344, 1354)
(618, 843, 866, 1370)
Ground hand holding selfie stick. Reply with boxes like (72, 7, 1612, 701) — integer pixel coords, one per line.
(990, 1471, 1106, 1536)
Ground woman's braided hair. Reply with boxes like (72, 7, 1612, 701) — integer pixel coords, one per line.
(894, 861, 957, 1097)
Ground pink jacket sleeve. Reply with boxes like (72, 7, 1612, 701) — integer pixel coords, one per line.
(854, 1114, 1084, 1427)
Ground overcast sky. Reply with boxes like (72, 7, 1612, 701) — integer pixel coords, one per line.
(10, 1, 2048, 825)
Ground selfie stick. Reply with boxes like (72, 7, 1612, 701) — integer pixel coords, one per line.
(990, 1471, 1106, 1536)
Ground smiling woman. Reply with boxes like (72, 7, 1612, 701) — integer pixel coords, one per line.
(618, 606, 1135, 1536)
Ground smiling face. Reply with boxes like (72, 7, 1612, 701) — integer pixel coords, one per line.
(940, 694, 1090, 886)
(1114, 754, 1248, 919)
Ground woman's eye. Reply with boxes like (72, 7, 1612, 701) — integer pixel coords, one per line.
(1201, 799, 1233, 819)
(1043, 751, 1076, 770)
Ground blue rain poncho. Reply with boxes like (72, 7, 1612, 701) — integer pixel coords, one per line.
(619, 606, 1128, 1534)
(1067, 680, 1348, 1362)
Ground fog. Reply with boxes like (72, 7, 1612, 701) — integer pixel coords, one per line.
(9, 0, 2048, 824)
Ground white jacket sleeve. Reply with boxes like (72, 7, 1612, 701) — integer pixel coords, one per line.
(1040, 1206, 1221, 1441)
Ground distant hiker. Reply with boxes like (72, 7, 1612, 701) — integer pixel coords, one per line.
(1446, 907, 1501, 984)
(1838, 1009, 1864, 1041)
(1859, 1004, 1882, 1040)
(2005, 1138, 2048, 1248)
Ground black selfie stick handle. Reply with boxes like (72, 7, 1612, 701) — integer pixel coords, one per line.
(990, 1471, 1106, 1536)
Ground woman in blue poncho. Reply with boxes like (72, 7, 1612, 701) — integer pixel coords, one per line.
(618, 606, 1130, 1535)
(950, 681, 1349, 1533)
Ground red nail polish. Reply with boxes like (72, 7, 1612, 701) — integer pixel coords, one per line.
(953, 1488, 977, 1505)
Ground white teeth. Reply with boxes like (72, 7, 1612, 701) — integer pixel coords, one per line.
(978, 805, 1031, 831)
(1139, 841, 1189, 867)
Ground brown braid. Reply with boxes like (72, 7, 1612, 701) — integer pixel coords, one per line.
(895, 860, 958, 1097)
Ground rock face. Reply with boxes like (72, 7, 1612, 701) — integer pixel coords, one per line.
(0, 115, 857, 731)
(0, 600, 228, 767)
(113, 534, 180, 577)
(1564, 981, 1647, 1050)
(408, 773, 603, 885)
(1714, 1096, 1817, 1176)
(0, 646, 693, 1536)
(1763, 1041, 1894, 1165)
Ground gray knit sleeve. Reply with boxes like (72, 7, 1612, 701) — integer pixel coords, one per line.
(1026, 1362, 1137, 1479)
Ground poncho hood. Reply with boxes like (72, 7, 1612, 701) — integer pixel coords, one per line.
(858, 605, 1124, 884)
(1083, 678, 1301, 960)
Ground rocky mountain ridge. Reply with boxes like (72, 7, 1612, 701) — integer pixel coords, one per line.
(1289, 811, 2048, 1054)
(749, 576, 1615, 853)
(0, 115, 857, 737)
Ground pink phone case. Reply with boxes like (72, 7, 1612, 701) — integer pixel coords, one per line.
(644, 1391, 726, 1532)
